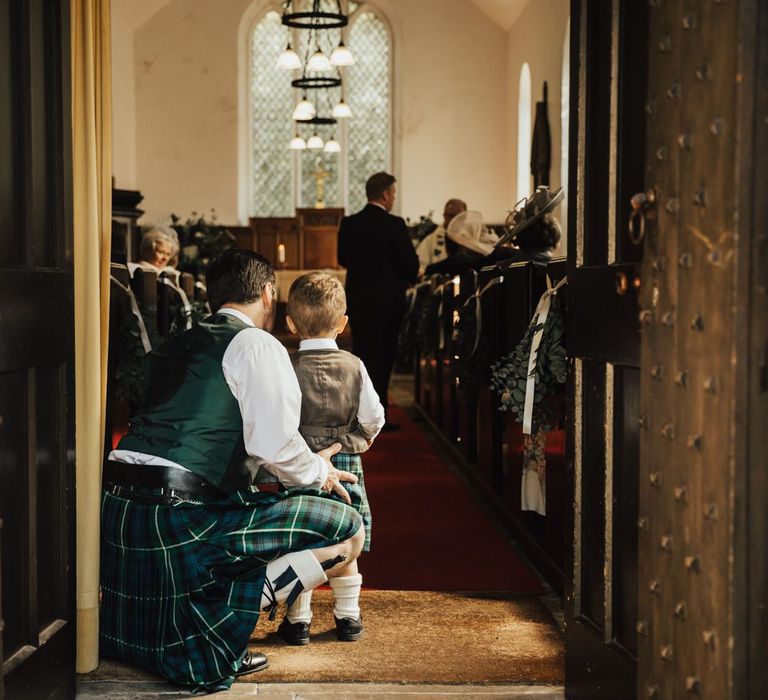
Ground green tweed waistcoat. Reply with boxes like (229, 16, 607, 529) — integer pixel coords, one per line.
(117, 313, 252, 492)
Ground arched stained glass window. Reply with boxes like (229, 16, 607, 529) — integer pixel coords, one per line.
(250, 10, 294, 216)
(516, 62, 532, 203)
(347, 11, 390, 213)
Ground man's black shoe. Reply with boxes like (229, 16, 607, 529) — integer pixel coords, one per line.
(381, 422, 400, 432)
(277, 618, 311, 646)
(334, 615, 364, 641)
(235, 651, 269, 676)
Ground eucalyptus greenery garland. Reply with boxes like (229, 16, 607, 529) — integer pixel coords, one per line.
(170, 210, 236, 279)
(490, 293, 567, 433)
(414, 287, 443, 357)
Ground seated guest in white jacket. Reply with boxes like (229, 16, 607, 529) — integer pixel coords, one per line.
(415, 198, 467, 273)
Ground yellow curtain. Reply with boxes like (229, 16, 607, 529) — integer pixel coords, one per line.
(71, 0, 112, 674)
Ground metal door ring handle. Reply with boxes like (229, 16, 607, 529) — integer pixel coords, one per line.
(628, 209, 645, 245)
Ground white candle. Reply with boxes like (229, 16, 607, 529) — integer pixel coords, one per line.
(277, 243, 286, 264)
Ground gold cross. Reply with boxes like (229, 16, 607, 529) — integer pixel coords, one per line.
(312, 157, 330, 209)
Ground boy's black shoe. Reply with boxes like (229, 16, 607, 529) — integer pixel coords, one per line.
(235, 651, 269, 676)
(334, 615, 364, 641)
(277, 618, 311, 646)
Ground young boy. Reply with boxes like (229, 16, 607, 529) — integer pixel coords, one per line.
(278, 271, 385, 645)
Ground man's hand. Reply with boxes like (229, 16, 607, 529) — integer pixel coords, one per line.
(317, 442, 358, 505)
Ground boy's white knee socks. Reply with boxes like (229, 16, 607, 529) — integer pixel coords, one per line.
(329, 574, 363, 621)
(285, 573, 364, 623)
(286, 590, 314, 624)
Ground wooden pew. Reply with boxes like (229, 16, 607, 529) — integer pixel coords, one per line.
(416, 277, 444, 426)
(473, 263, 508, 487)
(500, 259, 567, 593)
(454, 269, 479, 463)
(438, 277, 458, 442)
(412, 257, 568, 596)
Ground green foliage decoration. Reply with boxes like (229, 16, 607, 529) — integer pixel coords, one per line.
(407, 214, 437, 246)
(490, 293, 567, 433)
(170, 209, 236, 279)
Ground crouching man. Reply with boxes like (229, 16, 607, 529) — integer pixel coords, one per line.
(100, 249, 365, 693)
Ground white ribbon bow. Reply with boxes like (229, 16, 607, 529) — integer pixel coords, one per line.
(522, 274, 568, 435)
(110, 275, 153, 353)
(159, 275, 193, 330)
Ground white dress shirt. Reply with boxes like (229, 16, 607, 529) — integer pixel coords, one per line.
(110, 307, 329, 490)
(297, 337, 386, 442)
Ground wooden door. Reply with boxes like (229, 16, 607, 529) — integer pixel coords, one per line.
(565, 1, 648, 696)
(637, 0, 767, 697)
(0, 1, 75, 697)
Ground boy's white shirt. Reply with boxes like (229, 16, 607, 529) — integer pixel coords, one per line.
(297, 337, 386, 442)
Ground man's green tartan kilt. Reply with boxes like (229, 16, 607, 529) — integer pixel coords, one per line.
(331, 452, 372, 551)
(99, 486, 361, 693)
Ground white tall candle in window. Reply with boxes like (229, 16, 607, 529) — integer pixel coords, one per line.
(277, 243, 286, 264)
(452, 275, 461, 297)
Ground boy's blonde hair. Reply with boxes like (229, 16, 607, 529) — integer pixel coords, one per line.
(287, 271, 347, 337)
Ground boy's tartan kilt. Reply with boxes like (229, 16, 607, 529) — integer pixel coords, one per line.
(100, 486, 361, 693)
(331, 452, 372, 551)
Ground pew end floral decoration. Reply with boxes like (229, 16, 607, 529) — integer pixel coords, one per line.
(489, 292, 567, 434)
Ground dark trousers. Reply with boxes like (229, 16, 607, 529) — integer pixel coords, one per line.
(348, 306, 403, 418)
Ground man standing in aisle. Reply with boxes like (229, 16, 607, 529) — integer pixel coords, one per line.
(100, 249, 365, 693)
(337, 172, 419, 430)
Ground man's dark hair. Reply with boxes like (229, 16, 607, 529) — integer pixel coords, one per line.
(205, 248, 275, 312)
(365, 172, 396, 201)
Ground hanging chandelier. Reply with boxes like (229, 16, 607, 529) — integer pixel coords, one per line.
(281, 0, 348, 30)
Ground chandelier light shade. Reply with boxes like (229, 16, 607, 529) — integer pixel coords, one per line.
(289, 135, 307, 150)
(332, 99, 352, 118)
(323, 137, 341, 153)
(281, 0, 347, 29)
(307, 49, 333, 72)
(292, 96, 316, 120)
(307, 132, 325, 149)
(276, 42, 302, 70)
(330, 41, 354, 66)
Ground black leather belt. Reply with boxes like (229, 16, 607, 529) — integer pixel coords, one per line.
(104, 460, 224, 500)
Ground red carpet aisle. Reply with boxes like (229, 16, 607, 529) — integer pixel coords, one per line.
(361, 406, 544, 594)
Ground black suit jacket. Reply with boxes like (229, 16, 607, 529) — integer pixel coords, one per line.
(337, 204, 419, 317)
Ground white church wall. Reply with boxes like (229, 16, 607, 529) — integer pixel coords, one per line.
(505, 0, 571, 253)
(111, 0, 137, 189)
(119, 0, 509, 226)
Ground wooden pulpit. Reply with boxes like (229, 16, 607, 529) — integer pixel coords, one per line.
(248, 208, 344, 270)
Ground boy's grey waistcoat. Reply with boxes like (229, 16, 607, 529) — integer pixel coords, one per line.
(291, 348, 374, 454)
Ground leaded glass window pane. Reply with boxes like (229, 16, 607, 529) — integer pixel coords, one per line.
(296, 28, 341, 209)
(250, 11, 294, 217)
(347, 12, 390, 213)
(301, 152, 341, 208)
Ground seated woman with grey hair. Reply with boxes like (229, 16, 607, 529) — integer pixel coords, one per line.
(136, 224, 180, 273)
